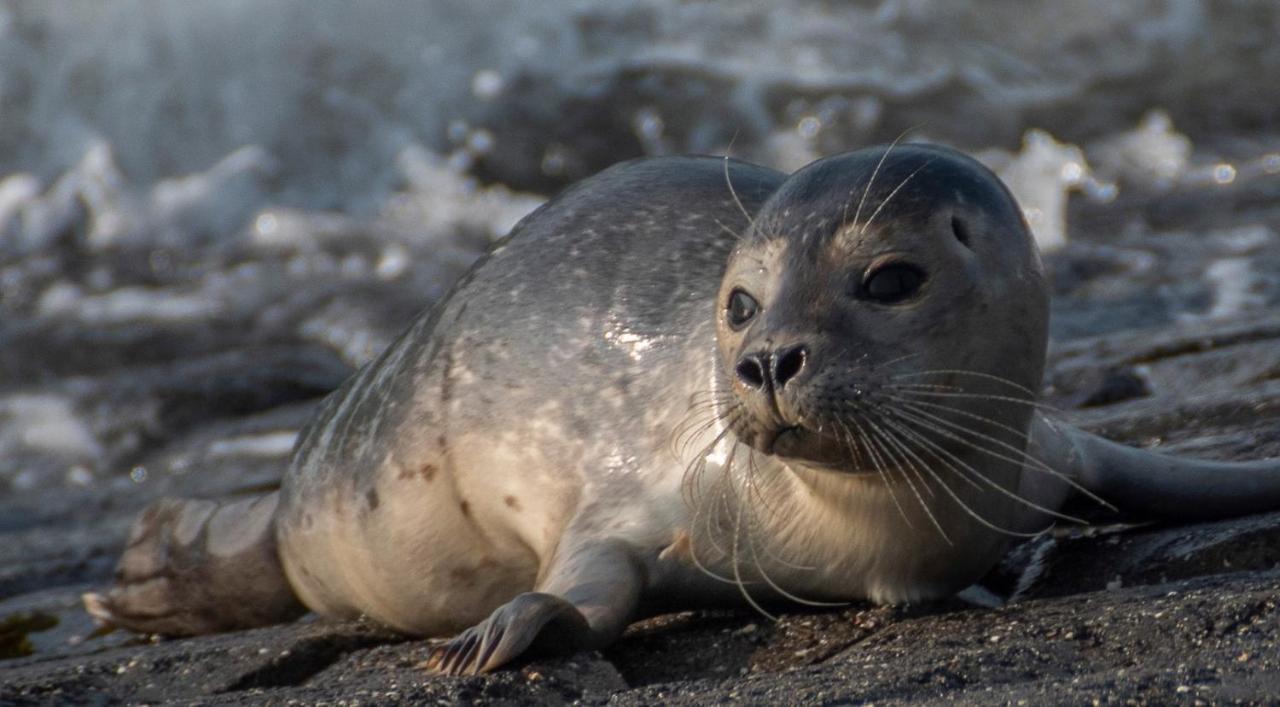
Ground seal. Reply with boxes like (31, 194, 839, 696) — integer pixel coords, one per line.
(85, 144, 1280, 676)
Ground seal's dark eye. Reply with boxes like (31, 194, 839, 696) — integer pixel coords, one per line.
(862, 263, 926, 304)
(726, 289, 759, 329)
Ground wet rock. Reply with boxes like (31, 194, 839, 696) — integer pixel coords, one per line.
(0, 612, 58, 659)
(1073, 365, 1154, 408)
(1032, 513, 1280, 599)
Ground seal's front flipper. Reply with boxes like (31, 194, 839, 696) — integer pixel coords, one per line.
(424, 592, 591, 675)
(83, 492, 305, 636)
(424, 540, 643, 675)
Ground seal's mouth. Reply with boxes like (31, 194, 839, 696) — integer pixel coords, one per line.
(748, 422, 880, 475)
(763, 425, 803, 454)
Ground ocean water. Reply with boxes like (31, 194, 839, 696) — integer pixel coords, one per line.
(1, 0, 1279, 492)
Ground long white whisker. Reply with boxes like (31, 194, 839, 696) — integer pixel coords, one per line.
(876, 351, 923, 369)
(851, 133, 909, 235)
(744, 516, 847, 608)
(873, 410, 982, 491)
(863, 417, 952, 544)
(861, 158, 935, 235)
(884, 409, 1089, 525)
(722, 154, 754, 227)
(893, 369, 1039, 397)
(891, 400, 1114, 510)
(732, 478, 777, 621)
(891, 383, 964, 392)
(888, 388, 1059, 412)
(895, 397, 1034, 445)
(712, 216, 746, 243)
(841, 417, 913, 528)
(876, 417, 1049, 537)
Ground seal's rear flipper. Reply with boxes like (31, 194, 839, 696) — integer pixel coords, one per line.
(84, 492, 306, 636)
(1033, 415, 1280, 522)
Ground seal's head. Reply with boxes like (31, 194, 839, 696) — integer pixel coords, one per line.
(715, 143, 1048, 481)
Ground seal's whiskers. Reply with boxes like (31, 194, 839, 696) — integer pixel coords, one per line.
(891, 383, 964, 392)
(745, 524, 848, 608)
(894, 397, 1034, 445)
(722, 154, 757, 232)
(874, 414, 984, 492)
(730, 479, 778, 620)
(713, 216, 748, 243)
(849, 134, 905, 235)
(881, 408, 1080, 523)
(890, 388, 1059, 412)
(888, 400, 1113, 510)
(862, 415, 953, 544)
(839, 417, 915, 530)
(876, 417, 1048, 537)
(895, 369, 1040, 397)
(861, 159, 936, 238)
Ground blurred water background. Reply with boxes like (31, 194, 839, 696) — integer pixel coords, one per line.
(1, 0, 1279, 500)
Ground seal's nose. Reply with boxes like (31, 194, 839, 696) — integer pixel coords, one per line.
(735, 345, 808, 391)
(772, 344, 807, 388)
(735, 352, 769, 390)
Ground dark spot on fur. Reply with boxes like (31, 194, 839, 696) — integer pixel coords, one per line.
(301, 513, 313, 530)
(504, 496, 521, 510)
(460, 500, 471, 517)
(437, 434, 448, 452)
(420, 463, 436, 482)
(449, 566, 477, 585)
(366, 488, 379, 510)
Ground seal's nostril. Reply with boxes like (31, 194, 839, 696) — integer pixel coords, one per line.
(736, 354, 767, 390)
(773, 345, 807, 387)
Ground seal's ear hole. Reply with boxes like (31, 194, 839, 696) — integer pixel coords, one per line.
(951, 215, 972, 249)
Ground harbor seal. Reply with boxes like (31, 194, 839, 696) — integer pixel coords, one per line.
(85, 144, 1280, 675)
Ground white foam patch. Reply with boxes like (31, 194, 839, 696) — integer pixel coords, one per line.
(1090, 110, 1191, 187)
(207, 431, 298, 459)
(386, 143, 544, 242)
(299, 302, 393, 368)
(37, 282, 222, 324)
(982, 130, 1102, 252)
(148, 145, 278, 246)
(1200, 257, 1264, 321)
(0, 393, 102, 459)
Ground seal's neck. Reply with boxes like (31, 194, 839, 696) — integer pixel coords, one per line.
(710, 455, 1018, 604)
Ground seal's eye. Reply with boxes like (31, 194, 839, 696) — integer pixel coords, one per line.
(862, 263, 926, 304)
(726, 289, 759, 329)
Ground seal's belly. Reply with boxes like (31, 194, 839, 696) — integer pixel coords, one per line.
(278, 399, 686, 634)
(278, 430, 567, 634)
